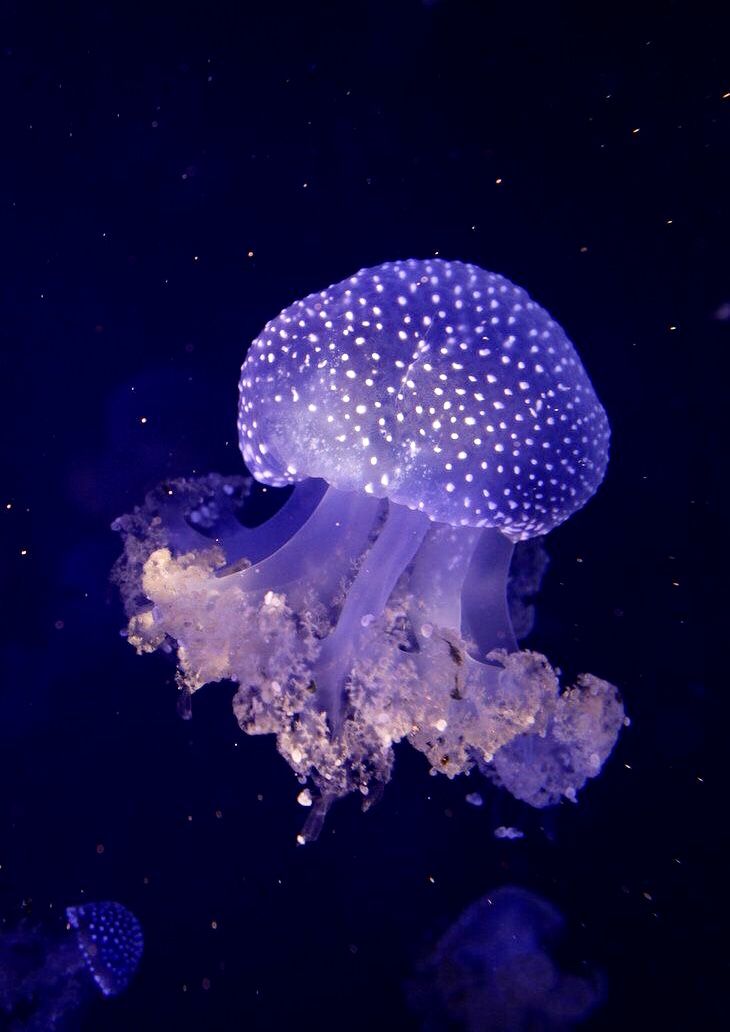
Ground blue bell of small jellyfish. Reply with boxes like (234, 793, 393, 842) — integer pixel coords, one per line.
(66, 901, 144, 997)
(0, 900, 143, 1028)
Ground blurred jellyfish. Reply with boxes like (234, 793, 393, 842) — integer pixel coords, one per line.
(0, 901, 143, 1030)
(407, 887, 603, 1031)
(493, 825, 524, 840)
(113, 259, 624, 841)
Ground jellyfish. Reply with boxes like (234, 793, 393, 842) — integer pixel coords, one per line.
(113, 258, 624, 841)
(407, 886, 603, 1030)
(0, 901, 143, 1029)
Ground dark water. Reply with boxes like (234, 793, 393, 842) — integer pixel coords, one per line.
(0, 2, 721, 1029)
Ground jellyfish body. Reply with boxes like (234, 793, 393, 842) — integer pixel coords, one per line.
(408, 887, 603, 1030)
(66, 902, 144, 998)
(0, 901, 143, 1029)
(113, 259, 624, 840)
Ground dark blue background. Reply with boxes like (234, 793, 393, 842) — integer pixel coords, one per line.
(0, 2, 721, 1028)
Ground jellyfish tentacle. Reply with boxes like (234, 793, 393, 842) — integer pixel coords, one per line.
(406, 523, 482, 642)
(214, 476, 327, 568)
(127, 476, 329, 573)
(405, 524, 515, 657)
(296, 792, 335, 845)
(461, 528, 517, 656)
(115, 472, 624, 836)
(150, 475, 249, 555)
(312, 499, 430, 726)
(216, 484, 381, 601)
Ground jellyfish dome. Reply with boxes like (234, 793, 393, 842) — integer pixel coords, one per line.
(66, 901, 144, 997)
(409, 886, 604, 1030)
(113, 259, 624, 841)
(238, 258, 609, 538)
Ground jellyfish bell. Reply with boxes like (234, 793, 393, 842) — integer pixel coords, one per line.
(66, 901, 144, 998)
(113, 258, 624, 842)
(408, 886, 604, 1030)
(238, 258, 609, 537)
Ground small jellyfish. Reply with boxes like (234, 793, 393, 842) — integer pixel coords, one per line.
(407, 886, 603, 1030)
(65, 902, 144, 998)
(493, 825, 524, 840)
(113, 259, 624, 841)
(0, 901, 143, 1029)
